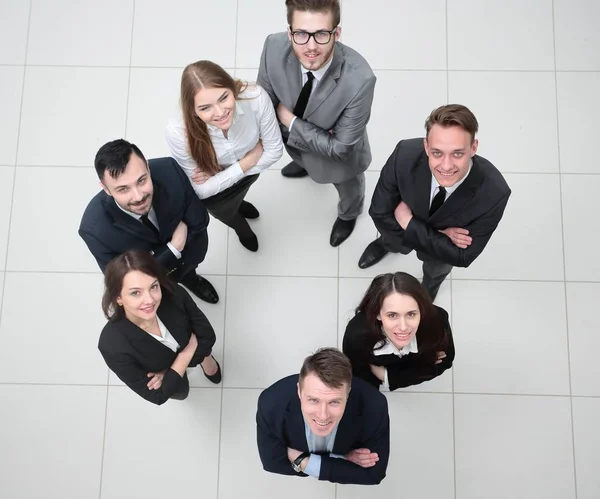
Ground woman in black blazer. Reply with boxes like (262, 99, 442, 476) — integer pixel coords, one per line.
(99, 250, 222, 405)
(342, 272, 454, 391)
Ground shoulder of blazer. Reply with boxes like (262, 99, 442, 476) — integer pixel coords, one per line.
(148, 157, 186, 187)
(472, 154, 511, 198)
(259, 374, 299, 414)
(336, 42, 375, 82)
(98, 317, 131, 355)
(349, 376, 388, 413)
(79, 190, 119, 233)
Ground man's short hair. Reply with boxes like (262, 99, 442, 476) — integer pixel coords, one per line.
(285, 0, 341, 28)
(299, 347, 352, 390)
(425, 104, 479, 143)
(94, 139, 147, 181)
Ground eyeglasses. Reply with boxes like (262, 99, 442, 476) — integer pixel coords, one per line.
(289, 27, 338, 45)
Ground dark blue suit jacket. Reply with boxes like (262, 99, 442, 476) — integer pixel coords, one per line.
(256, 374, 390, 485)
(79, 157, 209, 275)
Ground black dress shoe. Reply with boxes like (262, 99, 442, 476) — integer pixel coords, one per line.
(180, 273, 219, 304)
(239, 201, 260, 219)
(281, 161, 308, 178)
(201, 356, 222, 384)
(330, 217, 356, 247)
(358, 237, 389, 269)
(237, 228, 259, 252)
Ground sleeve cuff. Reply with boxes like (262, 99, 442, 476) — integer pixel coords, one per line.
(303, 454, 321, 478)
(288, 116, 297, 131)
(167, 242, 182, 260)
(382, 368, 390, 390)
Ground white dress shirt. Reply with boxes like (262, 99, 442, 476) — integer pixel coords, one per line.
(373, 336, 419, 390)
(429, 159, 473, 206)
(147, 317, 180, 352)
(288, 55, 335, 131)
(115, 203, 181, 259)
(166, 84, 283, 199)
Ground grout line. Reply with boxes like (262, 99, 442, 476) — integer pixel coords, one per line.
(97, 379, 110, 499)
(0, 0, 33, 326)
(122, 0, 136, 138)
(551, 1, 578, 497)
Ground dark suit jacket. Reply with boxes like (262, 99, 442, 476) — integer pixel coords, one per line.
(370, 139, 511, 267)
(256, 374, 390, 485)
(98, 284, 215, 405)
(79, 157, 209, 275)
(342, 307, 455, 391)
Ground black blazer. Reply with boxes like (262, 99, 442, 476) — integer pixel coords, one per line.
(79, 157, 209, 274)
(98, 285, 216, 405)
(342, 306, 455, 391)
(256, 374, 389, 485)
(369, 139, 511, 267)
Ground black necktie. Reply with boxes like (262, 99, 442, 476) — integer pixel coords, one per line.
(293, 72, 315, 118)
(429, 186, 446, 217)
(140, 214, 159, 235)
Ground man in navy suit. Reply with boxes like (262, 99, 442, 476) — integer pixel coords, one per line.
(79, 139, 218, 303)
(256, 348, 389, 485)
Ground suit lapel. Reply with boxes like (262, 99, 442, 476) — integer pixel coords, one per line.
(156, 292, 188, 349)
(332, 391, 360, 454)
(286, 398, 310, 451)
(303, 47, 342, 119)
(116, 316, 175, 357)
(105, 196, 159, 243)
(286, 53, 303, 110)
(412, 157, 433, 221)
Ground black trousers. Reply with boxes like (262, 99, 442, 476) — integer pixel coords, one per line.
(202, 174, 258, 237)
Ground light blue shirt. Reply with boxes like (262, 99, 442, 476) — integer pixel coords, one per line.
(302, 422, 345, 477)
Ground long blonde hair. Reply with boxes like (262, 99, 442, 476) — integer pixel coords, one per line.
(180, 60, 247, 175)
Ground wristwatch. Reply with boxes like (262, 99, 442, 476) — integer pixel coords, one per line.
(291, 452, 311, 472)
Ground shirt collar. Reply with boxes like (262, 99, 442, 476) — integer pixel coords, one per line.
(206, 100, 244, 133)
(373, 335, 419, 357)
(300, 52, 334, 82)
(431, 158, 473, 196)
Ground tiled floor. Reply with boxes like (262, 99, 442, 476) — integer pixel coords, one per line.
(0, 0, 598, 498)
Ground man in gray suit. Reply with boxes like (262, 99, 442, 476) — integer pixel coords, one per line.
(257, 0, 376, 247)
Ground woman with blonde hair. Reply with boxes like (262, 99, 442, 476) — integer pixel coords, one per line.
(166, 60, 283, 252)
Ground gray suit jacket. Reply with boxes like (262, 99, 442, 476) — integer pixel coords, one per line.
(257, 32, 376, 184)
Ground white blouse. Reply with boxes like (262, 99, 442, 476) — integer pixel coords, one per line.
(148, 317, 180, 353)
(165, 84, 283, 199)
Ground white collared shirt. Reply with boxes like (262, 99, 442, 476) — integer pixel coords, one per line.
(114, 203, 181, 259)
(373, 336, 419, 390)
(288, 53, 335, 131)
(166, 84, 283, 199)
(429, 159, 473, 207)
(147, 317, 180, 353)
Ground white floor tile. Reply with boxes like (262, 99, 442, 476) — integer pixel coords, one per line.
(0, 66, 24, 166)
(368, 70, 447, 171)
(448, 0, 554, 70)
(223, 275, 337, 388)
(0, 272, 108, 384)
(0, 385, 106, 499)
(0, 0, 30, 64)
(0, 271, 4, 317)
(453, 280, 570, 395)
(566, 283, 600, 396)
(219, 388, 336, 499)
(236, 0, 285, 68)
(226, 170, 339, 277)
(101, 386, 221, 499)
(343, 0, 446, 70)
(0, 167, 15, 271)
(557, 72, 600, 173)
(572, 397, 600, 499)
(554, 0, 600, 70)
(131, 0, 237, 67)
(17, 66, 129, 166)
(562, 175, 600, 281)
(455, 394, 576, 499)
(452, 173, 565, 281)
(449, 71, 559, 173)
(7, 167, 102, 272)
(338, 393, 454, 499)
(27, 0, 133, 66)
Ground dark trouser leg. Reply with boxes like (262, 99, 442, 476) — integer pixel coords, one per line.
(170, 373, 190, 401)
(332, 173, 365, 221)
(422, 259, 453, 301)
(203, 175, 258, 233)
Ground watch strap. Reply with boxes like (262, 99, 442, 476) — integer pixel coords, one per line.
(292, 451, 311, 471)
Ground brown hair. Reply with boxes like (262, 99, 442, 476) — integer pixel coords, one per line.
(425, 104, 479, 143)
(180, 60, 248, 175)
(286, 0, 341, 28)
(299, 347, 352, 390)
(102, 250, 175, 320)
(356, 272, 448, 366)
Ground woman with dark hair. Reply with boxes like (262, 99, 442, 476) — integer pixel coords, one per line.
(99, 250, 222, 405)
(166, 60, 283, 252)
(342, 272, 454, 391)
